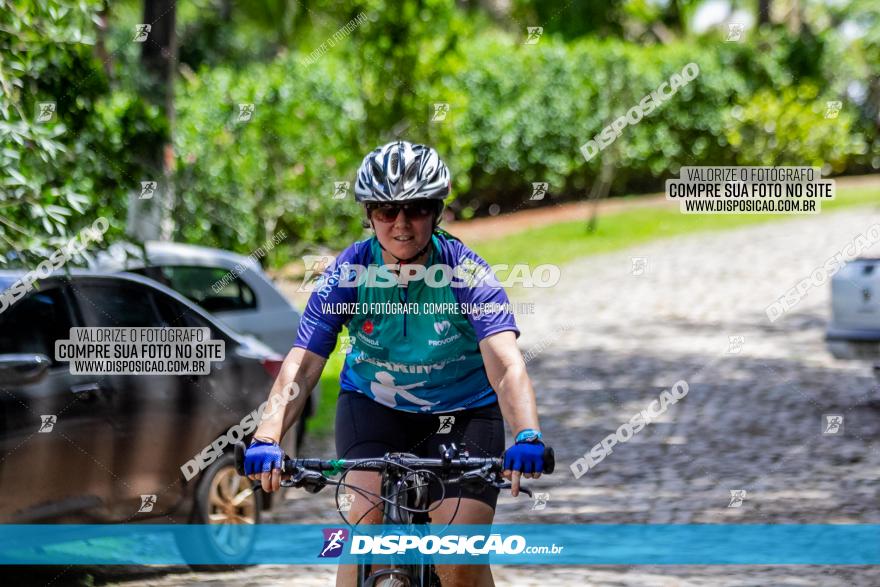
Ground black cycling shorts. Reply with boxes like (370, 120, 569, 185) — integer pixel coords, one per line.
(335, 389, 506, 510)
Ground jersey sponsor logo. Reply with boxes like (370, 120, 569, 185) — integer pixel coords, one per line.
(428, 333, 462, 347)
(353, 354, 467, 374)
(362, 319, 374, 335)
(312, 260, 351, 299)
(355, 331, 381, 347)
(427, 319, 461, 346)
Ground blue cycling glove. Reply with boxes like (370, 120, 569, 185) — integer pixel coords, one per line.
(503, 441, 545, 474)
(244, 439, 283, 475)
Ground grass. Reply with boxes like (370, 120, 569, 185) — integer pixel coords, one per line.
(471, 185, 879, 267)
(304, 184, 879, 438)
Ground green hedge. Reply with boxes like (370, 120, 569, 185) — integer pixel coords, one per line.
(425, 32, 865, 211)
(0, 0, 166, 266)
(173, 30, 868, 259)
(174, 53, 369, 263)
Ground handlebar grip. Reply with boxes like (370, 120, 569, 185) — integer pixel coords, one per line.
(543, 446, 555, 474)
(234, 441, 247, 477)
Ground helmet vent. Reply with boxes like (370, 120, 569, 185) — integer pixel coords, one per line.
(353, 140, 451, 203)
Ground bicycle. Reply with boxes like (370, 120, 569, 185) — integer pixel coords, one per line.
(233, 440, 555, 586)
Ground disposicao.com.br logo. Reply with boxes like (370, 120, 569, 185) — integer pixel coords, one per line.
(319, 528, 350, 558)
(344, 533, 563, 556)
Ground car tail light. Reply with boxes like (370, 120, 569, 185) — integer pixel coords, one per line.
(260, 357, 284, 379)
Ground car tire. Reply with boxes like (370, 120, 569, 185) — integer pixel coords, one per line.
(175, 451, 262, 570)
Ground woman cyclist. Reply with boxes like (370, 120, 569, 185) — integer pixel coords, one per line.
(244, 140, 549, 587)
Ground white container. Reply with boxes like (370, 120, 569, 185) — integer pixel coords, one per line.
(827, 257, 880, 359)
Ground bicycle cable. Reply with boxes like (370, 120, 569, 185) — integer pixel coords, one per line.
(342, 462, 444, 528)
(330, 458, 455, 529)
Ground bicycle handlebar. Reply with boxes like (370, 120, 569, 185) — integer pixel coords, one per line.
(233, 441, 555, 478)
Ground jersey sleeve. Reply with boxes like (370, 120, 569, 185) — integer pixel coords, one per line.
(446, 239, 521, 341)
(293, 243, 364, 358)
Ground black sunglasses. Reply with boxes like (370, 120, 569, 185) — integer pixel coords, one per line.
(366, 201, 436, 223)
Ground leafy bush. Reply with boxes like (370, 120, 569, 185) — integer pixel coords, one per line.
(422, 31, 868, 214)
(173, 53, 368, 264)
(724, 84, 865, 171)
(0, 0, 164, 266)
(173, 26, 870, 250)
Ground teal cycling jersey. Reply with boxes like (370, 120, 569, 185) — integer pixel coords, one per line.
(294, 230, 520, 413)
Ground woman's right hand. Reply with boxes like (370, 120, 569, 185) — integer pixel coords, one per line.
(244, 438, 284, 493)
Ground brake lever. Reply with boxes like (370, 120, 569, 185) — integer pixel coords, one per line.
(248, 471, 296, 491)
(494, 481, 533, 498)
(452, 465, 496, 486)
(283, 467, 327, 493)
(456, 466, 534, 496)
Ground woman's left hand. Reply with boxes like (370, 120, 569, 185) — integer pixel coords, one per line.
(502, 441, 545, 496)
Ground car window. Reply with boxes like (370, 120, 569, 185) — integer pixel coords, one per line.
(127, 267, 170, 287)
(152, 291, 230, 343)
(73, 282, 164, 327)
(151, 265, 256, 313)
(72, 280, 233, 347)
(0, 287, 74, 364)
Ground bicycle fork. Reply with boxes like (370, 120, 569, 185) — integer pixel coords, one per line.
(360, 472, 433, 586)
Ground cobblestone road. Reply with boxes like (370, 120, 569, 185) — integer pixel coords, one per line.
(54, 206, 880, 586)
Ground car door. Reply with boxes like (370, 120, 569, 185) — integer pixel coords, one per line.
(0, 282, 116, 522)
(69, 278, 193, 520)
(69, 278, 244, 521)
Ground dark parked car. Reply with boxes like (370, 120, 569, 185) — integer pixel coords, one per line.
(91, 241, 316, 449)
(0, 270, 285, 563)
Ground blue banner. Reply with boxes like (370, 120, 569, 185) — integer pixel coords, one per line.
(0, 524, 877, 565)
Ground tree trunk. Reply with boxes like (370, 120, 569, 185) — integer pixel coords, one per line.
(94, 8, 112, 78)
(129, 0, 177, 243)
(758, 0, 771, 25)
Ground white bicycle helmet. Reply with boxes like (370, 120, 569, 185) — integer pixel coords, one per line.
(354, 140, 450, 205)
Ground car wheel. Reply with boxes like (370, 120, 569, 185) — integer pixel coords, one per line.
(175, 452, 262, 570)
